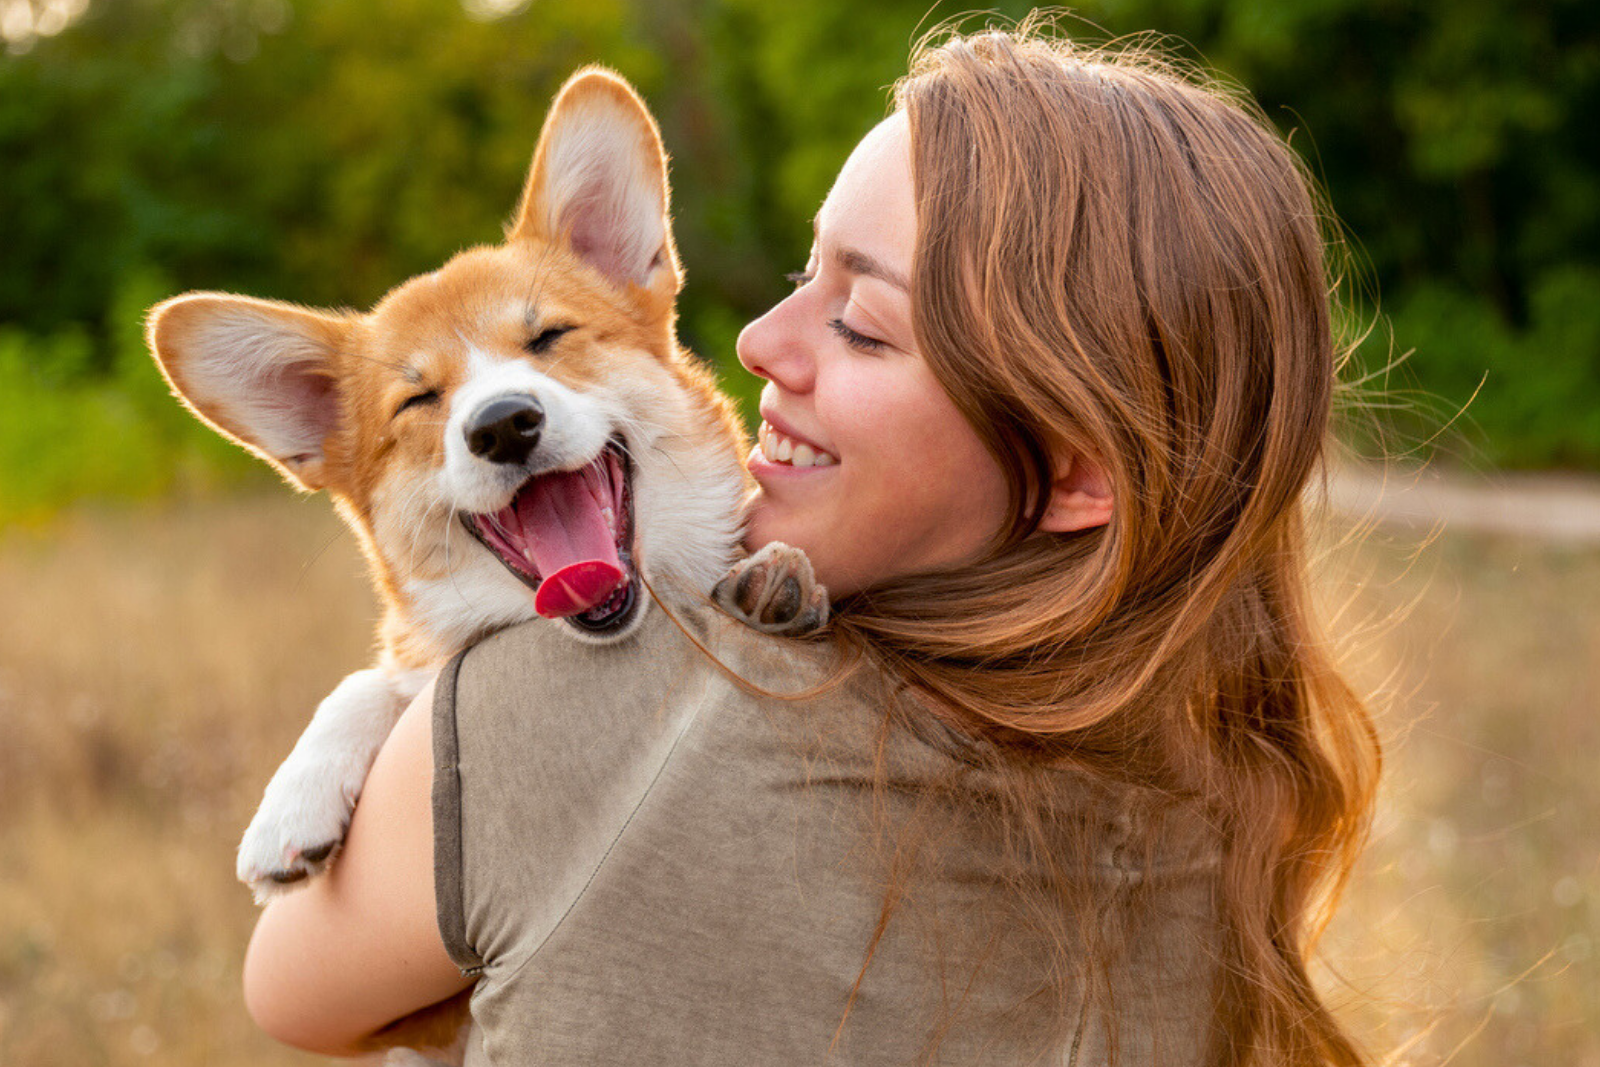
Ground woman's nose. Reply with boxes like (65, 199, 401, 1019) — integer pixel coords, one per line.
(737, 296, 815, 394)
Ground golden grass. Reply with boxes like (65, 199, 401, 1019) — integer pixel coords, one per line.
(0, 497, 373, 1066)
(1318, 530, 1600, 1066)
(0, 495, 1594, 1065)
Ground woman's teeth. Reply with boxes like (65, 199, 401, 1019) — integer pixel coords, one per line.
(758, 422, 836, 468)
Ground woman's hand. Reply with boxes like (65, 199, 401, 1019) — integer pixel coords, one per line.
(241, 678, 471, 1054)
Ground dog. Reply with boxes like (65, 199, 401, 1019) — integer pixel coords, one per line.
(146, 68, 824, 1064)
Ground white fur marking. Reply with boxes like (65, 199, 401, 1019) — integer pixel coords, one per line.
(442, 345, 616, 514)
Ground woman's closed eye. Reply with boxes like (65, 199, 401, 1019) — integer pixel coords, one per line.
(783, 268, 889, 352)
(828, 317, 887, 353)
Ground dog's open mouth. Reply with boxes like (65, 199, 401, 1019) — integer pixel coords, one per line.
(460, 439, 640, 634)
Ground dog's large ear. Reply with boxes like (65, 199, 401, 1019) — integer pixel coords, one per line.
(147, 293, 350, 492)
(510, 68, 680, 300)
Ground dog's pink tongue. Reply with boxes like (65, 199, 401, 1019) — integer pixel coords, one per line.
(514, 469, 625, 618)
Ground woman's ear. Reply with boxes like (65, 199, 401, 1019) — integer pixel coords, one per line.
(1039, 449, 1114, 533)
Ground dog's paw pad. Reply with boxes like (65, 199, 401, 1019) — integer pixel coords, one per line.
(245, 839, 342, 903)
(299, 840, 338, 866)
(728, 566, 765, 618)
(713, 543, 829, 635)
(239, 809, 350, 904)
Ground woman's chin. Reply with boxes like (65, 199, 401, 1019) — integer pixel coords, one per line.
(742, 506, 803, 559)
(741, 513, 845, 595)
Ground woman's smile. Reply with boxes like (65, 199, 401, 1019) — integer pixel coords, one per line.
(751, 413, 839, 470)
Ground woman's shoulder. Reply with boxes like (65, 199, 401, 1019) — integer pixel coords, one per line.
(446, 596, 729, 712)
(445, 595, 858, 741)
(447, 596, 994, 795)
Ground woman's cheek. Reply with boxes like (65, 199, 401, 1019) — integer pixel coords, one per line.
(825, 367, 904, 463)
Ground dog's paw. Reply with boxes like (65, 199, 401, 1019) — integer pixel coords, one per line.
(712, 542, 829, 635)
(236, 764, 359, 904)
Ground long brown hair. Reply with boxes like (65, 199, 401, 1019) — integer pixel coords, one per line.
(829, 24, 1381, 1066)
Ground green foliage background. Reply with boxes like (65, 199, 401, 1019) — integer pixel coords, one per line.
(2, 0, 1597, 523)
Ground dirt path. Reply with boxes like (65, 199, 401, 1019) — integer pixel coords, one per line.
(1327, 464, 1600, 544)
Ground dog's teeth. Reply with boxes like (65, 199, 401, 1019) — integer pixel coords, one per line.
(775, 436, 794, 463)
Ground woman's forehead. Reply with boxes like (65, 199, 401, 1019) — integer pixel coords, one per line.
(814, 112, 915, 278)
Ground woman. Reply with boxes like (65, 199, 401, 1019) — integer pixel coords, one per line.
(244, 27, 1379, 1066)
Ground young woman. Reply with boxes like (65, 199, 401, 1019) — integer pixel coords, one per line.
(243, 27, 1379, 1066)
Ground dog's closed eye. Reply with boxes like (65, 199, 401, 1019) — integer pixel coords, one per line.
(394, 390, 440, 418)
(525, 325, 574, 355)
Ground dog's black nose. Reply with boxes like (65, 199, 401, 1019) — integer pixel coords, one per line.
(466, 395, 544, 466)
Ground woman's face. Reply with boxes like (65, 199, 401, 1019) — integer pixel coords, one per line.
(737, 113, 1010, 597)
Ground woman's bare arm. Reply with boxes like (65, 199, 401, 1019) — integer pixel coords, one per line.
(242, 678, 471, 1054)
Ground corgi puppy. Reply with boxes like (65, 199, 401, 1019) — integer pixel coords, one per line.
(146, 67, 822, 925)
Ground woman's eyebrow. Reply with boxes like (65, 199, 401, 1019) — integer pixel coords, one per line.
(810, 216, 910, 291)
(836, 247, 909, 292)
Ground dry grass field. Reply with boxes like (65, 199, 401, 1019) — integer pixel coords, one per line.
(1317, 527, 1600, 1066)
(1, 494, 1595, 1065)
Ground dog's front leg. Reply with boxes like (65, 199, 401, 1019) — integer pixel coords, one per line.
(237, 667, 426, 903)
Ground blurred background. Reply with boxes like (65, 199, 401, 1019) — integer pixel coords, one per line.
(0, 0, 1596, 1063)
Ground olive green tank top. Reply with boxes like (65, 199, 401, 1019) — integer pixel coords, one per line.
(432, 599, 1221, 1066)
